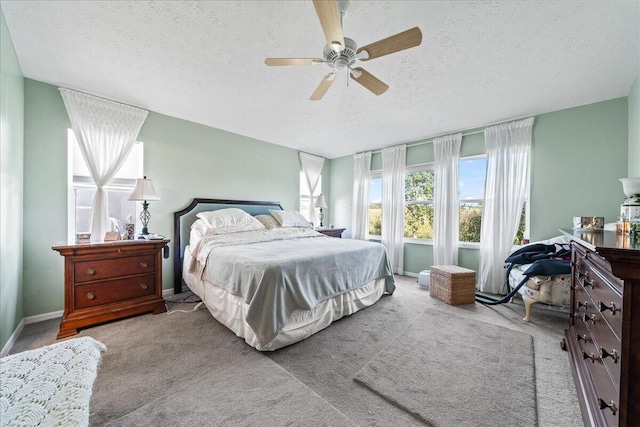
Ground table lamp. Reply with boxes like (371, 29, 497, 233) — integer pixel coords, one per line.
(314, 194, 328, 227)
(128, 176, 160, 235)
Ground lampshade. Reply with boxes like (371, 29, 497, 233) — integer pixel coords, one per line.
(314, 194, 327, 209)
(128, 176, 160, 201)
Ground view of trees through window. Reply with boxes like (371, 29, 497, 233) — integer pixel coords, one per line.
(368, 156, 526, 244)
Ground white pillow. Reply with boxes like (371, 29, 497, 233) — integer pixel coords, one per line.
(269, 209, 311, 228)
(196, 208, 265, 233)
(255, 214, 281, 230)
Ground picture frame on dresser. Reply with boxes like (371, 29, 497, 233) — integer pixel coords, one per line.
(560, 228, 640, 427)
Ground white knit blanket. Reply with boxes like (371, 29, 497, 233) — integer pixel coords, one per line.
(0, 337, 106, 427)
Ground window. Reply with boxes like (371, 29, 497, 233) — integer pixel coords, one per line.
(299, 172, 321, 222)
(67, 130, 143, 241)
(373, 154, 528, 245)
(404, 166, 435, 239)
(458, 157, 486, 243)
(369, 173, 382, 237)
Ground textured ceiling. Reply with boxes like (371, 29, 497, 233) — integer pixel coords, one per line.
(2, 1, 639, 159)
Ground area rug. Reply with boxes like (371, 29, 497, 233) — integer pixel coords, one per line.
(353, 308, 537, 427)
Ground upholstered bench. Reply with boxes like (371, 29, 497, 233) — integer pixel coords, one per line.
(429, 265, 476, 305)
(0, 336, 106, 426)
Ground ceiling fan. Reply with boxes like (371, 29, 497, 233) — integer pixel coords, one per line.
(265, 0, 422, 101)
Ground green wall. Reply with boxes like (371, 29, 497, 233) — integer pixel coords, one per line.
(22, 79, 306, 317)
(329, 98, 628, 276)
(0, 7, 25, 351)
(629, 75, 640, 177)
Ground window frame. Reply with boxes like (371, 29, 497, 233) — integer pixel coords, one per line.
(66, 130, 143, 242)
(368, 170, 383, 239)
(299, 171, 322, 223)
(403, 163, 435, 244)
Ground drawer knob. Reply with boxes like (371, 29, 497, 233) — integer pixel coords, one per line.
(582, 351, 596, 363)
(598, 398, 618, 415)
(576, 333, 589, 343)
(599, 347, 619, 364)
(86, 292, 95, 300)
(86, 268, 96, 275)
(140, 262, 148, 268)
(140, 283, 148, 290)
(577, 271, 589, 279)
(584, 280, 596, 289)
(598, 301, 617, 315)
(583, 313, 597, 324)
(576, 301, 588, 309)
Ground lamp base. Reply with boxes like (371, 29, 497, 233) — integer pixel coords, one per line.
(319, 208, 324, 227)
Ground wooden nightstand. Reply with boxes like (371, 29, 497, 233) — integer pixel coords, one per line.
(316, 228, 346, 238)
(52, 239, 169, 339)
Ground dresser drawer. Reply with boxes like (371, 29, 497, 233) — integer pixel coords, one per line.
(74, 255, 155, 283)
(74, 274, 156, 309)
(582, 307, 621, 384)
(581, 265, 623, 338)
(575, 333, 620, 427)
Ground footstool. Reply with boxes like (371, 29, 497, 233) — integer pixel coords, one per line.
(429, 265, 476, 305)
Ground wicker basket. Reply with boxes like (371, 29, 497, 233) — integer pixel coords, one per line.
(429, 265, 476, 305)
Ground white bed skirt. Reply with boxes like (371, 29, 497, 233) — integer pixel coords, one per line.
(183, 246, 386, 351)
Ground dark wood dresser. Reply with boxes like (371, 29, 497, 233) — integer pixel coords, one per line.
(52, 239, 169, 339)
(560, 229, 640, 427)
(317, 228, 346, 238)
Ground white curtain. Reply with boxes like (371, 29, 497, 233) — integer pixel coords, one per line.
(352, 152, 372, 240)
(299, 152, 325, 225)
(382, 144, 406, 274)
(59, 88, 148, 241)
(479, 118, 534, 294)
(433, 133, 462, 266)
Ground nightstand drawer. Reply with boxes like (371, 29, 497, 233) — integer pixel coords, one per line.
(75, 274, 156, 309)
(75, 255, 155, 283)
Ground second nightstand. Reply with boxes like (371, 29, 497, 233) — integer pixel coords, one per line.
(316, 228, 346, 238)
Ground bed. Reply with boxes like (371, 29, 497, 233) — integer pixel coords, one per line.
(174, 199, 395, 351)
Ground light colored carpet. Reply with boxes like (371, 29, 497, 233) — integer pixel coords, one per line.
(353, 309, 537, 427)
(8, 276, 583, 426)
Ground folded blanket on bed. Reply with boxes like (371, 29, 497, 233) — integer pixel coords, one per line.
(190, 228, 394, 346)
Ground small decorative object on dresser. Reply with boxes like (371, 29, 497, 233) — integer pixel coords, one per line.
(317, 227, 346, 238)
(52, 239, 169, 339)
(560, 228, 640, 427)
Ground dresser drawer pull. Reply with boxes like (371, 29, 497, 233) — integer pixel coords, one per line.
(576, 301, 589, 309)
(86, 268, 96, 275)
(598, 398, 618, 416)
(577, 270, 589, 280)
(86, 292, 96, 300)
(582, 351, 596, 363)
(140, 262, 148, 268)
(583, 280, 596, 289)
(598, 301, 617, 315)
(140, 283, 148, 290)
(583, 313, 597, 324)
(576, 334, 590, 343)
(599, 348, 619, 363)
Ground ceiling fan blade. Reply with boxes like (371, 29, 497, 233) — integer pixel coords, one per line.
(350, 67, 388, 96)
(357, 27, 422, 61)
(310, 73, 336, 101)
(265, 58, 324, 66)
(313, 0, 345, 52)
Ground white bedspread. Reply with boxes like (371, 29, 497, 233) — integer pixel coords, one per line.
(0, 337, 106, 427)
(189, 228, 394, 346)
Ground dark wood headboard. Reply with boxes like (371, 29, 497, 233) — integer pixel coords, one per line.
(173, 198, 283, 294)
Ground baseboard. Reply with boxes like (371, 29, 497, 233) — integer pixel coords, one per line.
(163, 287, 187, 297)
(1, 318, 25, 358)
(25, 310, 63, 325)
(403, 272, 419, 278)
